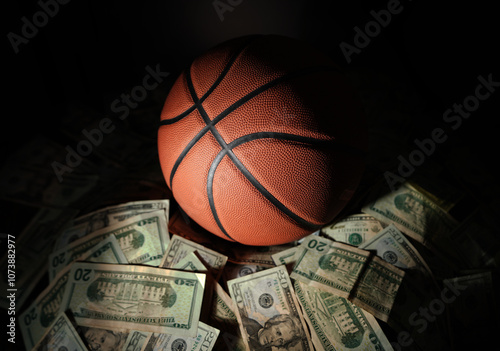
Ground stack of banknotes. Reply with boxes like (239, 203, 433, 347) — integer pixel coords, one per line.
(10, 175, 497, 351)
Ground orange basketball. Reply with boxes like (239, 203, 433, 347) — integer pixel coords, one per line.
(158, 35, 367, 246)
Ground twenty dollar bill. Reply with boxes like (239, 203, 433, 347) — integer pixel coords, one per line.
(295, 280, 394, 351)
(31, 312, 87, 351)
(60, 262, 205, 337)
(49, 210, 169, 279)
(291, 235, 404, 322)
(228, 265, 313, 351)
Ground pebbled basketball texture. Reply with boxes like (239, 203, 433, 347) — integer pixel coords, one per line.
(158, 35, 368, 246)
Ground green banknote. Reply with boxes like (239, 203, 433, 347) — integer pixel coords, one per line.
(53, 199, 170, 250)
(359, 224, 434, 277)
(271, 246, 298, 266)
(123, 330, 151, 351)
(171, 251, 208, 272)
(140, 321, 219, 351)
(32, 312, 87, 351)
(49, 210, 169, 279)
(171, 250, 214, 322)
(291, 236, 371, 299)
(21, 235, 129, 351)
(78, 326, 151, 351)
(82, 234, 128, 264)
(60, 262, 206, 337)
(211, 281, 238, 328)
(294, 280, 394, 351)
(222, 262, 269, 285)
(160, 235, 227, 281)
(361, 182, 458, 249)
(291, 235, 404, 322)
(321, 213, 383, 247)
(271, 246, 298, 274)
(210, 281, 247, 351)
(228, 265, 313, 351)
(19, 265, 72, 351)
(78, 325, 131, 351)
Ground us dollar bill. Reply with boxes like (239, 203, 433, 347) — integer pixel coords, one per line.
(211, 282, 247, 351)
(49, 210, 169, 279)
(294, 280, 394, 351)
(321, 213, 384, 246)
(53, 199, 170, 250)
(140, 321, 219, 351)
(361, 182, 458, 249)
(349, 254, 405, 323)
(222, 262, 269, 286)
(19, 264, 72, 351)
(228, 243, 297, 267)
(78, 325, 130, 351)
(21, 235, 130, 350)
(82, 234, 128, 264)
(171, 251, 207, 272)
(227, 265, 313, 351)
(32, 312, 88, 351)
(271, 246, 298, 274)
(160, 235, 227, 281)
(123, 330, 151, 351)
(49, 235, 128, 281)
(211, 281, 238, 328)
(271, 246, 298, 266)
(359, 224, 434, 277)
(171, 251, 214, 322)
(291, 235, 404, 322)
(60, 262, 206, 337)
(290, 236, 369, 300)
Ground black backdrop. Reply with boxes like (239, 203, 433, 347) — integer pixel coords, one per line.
(5, 0, 499, 157)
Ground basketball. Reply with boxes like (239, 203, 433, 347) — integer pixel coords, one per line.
(158, 34, 367, 246)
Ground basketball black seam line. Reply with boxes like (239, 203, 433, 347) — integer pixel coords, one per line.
(167, 64, 342, 188)
(208, 131, 362, 233)
(227, 132, 366, 158)
(160, 36, 259, 126)
(166, 37, 258, 187)
(186, 65, 240, 240)
(206, 149, 234, 241)
(207, 132, 348, 239)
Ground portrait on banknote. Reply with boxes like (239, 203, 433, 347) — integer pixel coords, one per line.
(241, 313, 307, 351)
(80, 326, 128, 351)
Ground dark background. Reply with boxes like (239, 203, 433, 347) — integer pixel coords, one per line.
(3, 1, 499, 350)
(4, 0, 499, 157)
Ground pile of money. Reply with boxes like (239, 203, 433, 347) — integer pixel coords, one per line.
(15, 195, 401, 351)
(0, 178, 428, 350)
(3, 169, 500, 351)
